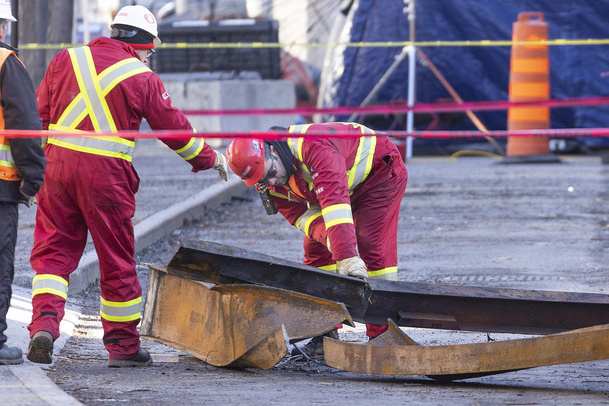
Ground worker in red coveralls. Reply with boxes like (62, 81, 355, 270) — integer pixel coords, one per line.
(27, 5, 228, 367)
(226, 122, 408, 361)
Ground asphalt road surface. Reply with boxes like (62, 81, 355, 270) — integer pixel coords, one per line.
(38, 154, 609, 404)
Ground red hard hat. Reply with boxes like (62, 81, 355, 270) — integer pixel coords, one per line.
(226, 138, 266, 186)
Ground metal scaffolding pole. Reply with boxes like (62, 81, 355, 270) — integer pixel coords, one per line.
(405, 0, 415, 160)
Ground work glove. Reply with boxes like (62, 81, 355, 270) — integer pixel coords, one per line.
(20, 180, 38, 206)
(213, 150, 228, 181)
(337, 256, 369, 279)
(21, 194, 37, 207)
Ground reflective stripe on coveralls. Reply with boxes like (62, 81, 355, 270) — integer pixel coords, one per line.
(369, 266, 398, 279)
(295, 206, 322, 236)
(287, 123, 377, 192)
(46, 47, 145, 161)
(287, 124, 397, 282)
(318, 263, 338, 272)
(174, 136, 205, 161)
(100, 296, 142, 322)
(287, 123, 371, 242)
(32, 274, 69, 300)
(321, 204, 353, 228)
(46, 46, 206, 164)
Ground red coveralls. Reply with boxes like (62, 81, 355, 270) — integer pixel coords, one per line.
(269, 122, 408, 337)
(28, 37, 217, 360)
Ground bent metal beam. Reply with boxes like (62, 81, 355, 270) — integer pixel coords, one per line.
(324, 320, 609, 379)
(166, 240, 609, 335)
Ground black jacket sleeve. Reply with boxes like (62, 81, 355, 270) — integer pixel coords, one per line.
(0, 53, 45, 201)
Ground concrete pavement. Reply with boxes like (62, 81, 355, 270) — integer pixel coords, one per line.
(6, 146, 609, 404)
(3, 139, 246, 405)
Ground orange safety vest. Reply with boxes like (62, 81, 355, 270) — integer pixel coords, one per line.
(0, 47, 25, 181)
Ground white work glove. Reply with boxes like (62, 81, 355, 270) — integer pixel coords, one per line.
(213, 150, 228, 181)
(337, 256, 369, 279)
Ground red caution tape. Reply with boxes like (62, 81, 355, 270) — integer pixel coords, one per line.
(3, 127, 609, 140)
(181, 96, 609, 117)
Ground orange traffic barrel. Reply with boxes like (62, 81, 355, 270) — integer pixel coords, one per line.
(504, 12, 559, 163)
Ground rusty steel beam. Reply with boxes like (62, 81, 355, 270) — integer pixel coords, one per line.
(141, 266, 352, 369)
(324, 320, 609, 379)
(162, 240, 609, 335)
(163, 239, 371, 319)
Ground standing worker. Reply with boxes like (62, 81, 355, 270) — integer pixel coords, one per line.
(0, 0, 46, 365)
(226, 122, 407, 360)
(27, 5, 228, 367)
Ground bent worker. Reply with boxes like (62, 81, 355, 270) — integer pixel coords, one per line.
(0, 0, 45, 365)
(226, 122, 408, 360)
(27, 5, 228, 368)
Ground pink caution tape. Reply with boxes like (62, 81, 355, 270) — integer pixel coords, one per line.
(2, 127, 609, 140)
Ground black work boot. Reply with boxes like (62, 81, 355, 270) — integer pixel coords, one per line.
(0, 344, 23, 365)
(107, 349, 152, 368)
(27, 331, 54, 364)
(291, 329, 339, 361)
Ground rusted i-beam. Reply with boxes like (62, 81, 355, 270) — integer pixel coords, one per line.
(164, 240, 609, 335)
(141, 266, 352, 369)
(324, 320, 609, 379)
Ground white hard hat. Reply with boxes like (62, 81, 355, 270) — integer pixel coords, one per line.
(112, 5, 160, 46)
(0, 0, 16, 22)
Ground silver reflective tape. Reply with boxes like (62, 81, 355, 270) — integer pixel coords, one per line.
(71, 47, 113, 131)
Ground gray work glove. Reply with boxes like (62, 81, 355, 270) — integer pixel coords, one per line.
(213, 150, 228, 181)
(337, 256, 369, 279)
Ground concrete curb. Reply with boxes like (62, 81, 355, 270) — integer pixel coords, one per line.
(7, 364, 83, 405)
(67, 176, 247, 294)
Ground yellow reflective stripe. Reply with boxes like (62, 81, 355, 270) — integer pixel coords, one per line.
(321, 203, 353, 228)
(296, 206, 322, 236)
(347, 136, 376, 191)
(0, 142, 15, 167)
(48, 123, 87, 133)
(336, 122, 376, 135)
(287, 137, 305, 161)
(98, 60, 150, 97)
(100, 296, 142, 322)
(68, 47, 116, 132)
(318, 264, 338, 272)
(369, 266, 398, 281)
(46, 136, 134, 162)
(288, 124, 312, 134)
(300, 163, 313, 185)
(269, 189, 289, 200)
(175, 138, 204, 161)
(32, 274, 69, 300)
(0, 142, 13, 166)
(57, 57, 150, 130)
(55, 94, 87, 130)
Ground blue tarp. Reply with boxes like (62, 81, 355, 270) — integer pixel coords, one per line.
(319, 0, 609, 150)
